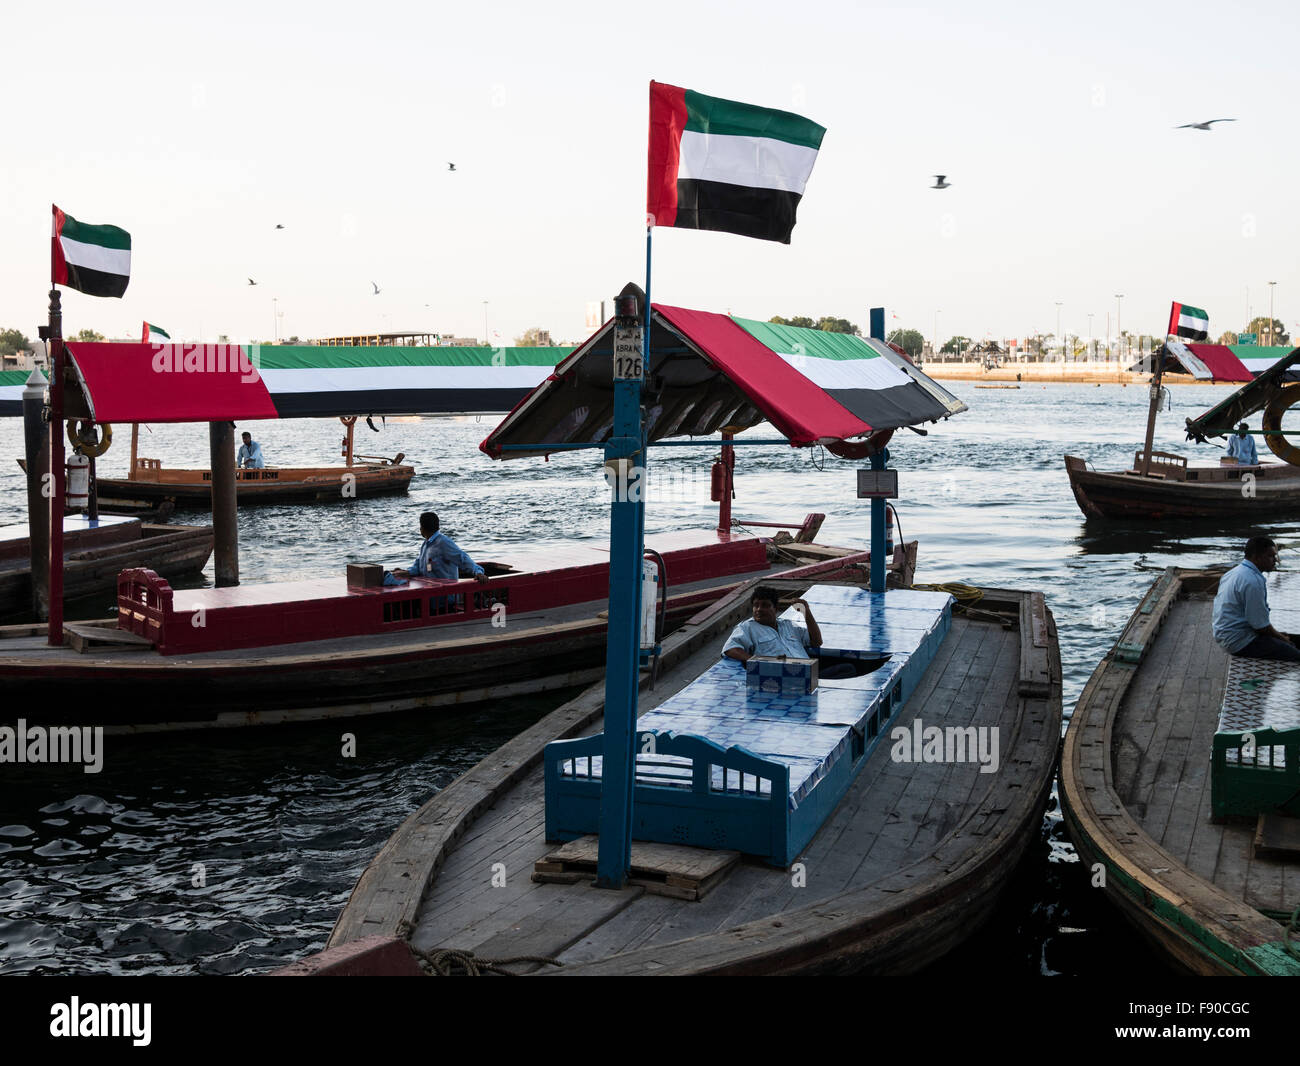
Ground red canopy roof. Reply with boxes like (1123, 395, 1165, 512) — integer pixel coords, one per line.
(654, 306, 871, 443)
(67, 343, 279, 422)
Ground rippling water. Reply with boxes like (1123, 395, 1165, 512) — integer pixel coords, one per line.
(2, 383, 1295, 975)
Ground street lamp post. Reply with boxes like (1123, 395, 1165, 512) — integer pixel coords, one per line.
(1087, 312, 1094, 359)
(933, 310, 940, 360)
(273, 297, 279, 343)
(1055, 302, 1063, 360)
(483, 300, 490, 345)
(1268, 281, 1277, 345)
(1114, 294, 1124, 361)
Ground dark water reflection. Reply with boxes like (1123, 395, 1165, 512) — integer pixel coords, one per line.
(1, 383, 1291, 975)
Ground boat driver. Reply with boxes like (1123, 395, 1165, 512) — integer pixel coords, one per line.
(1212, 536, 1300, 662)
(722, 585, 858, 679)
(237, 431, 265, 469)
(388, 511, 490, 585)
(1225, 422, 1259, 466)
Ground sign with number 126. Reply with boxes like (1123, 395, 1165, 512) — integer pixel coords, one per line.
(613, 326, 644, 380)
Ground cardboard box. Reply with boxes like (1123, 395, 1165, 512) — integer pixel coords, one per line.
(347, 563, 386, 589)
(745, 656, 819, 694)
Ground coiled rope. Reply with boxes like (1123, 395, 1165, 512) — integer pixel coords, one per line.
(412, 946, 564, 977)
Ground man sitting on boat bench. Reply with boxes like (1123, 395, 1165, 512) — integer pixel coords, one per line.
(387, 511, 489, 586)
(723, 586, 856, 678)
(1224, 422, 1259, 466)
(1212, 536, 1300, 662)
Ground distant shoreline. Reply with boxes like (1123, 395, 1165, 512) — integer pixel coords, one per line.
(920, 361, 1212, 386)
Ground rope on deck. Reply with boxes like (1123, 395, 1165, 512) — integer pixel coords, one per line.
(413, 946, 564, 977)
(910, 582, 1016, 627)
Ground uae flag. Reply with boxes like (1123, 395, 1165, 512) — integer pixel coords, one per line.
(142, 321, 170, 342)
(1168, 301, 1209, 341)
(647, 82, 825, 244)
(52, 205, 131, 298)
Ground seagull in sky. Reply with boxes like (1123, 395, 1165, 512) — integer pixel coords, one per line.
(274, 223, 285, 229)
(931, 175, 951, 189)
(371, 281, 381, 295)
(1176, 118, 1236, 130)
(247, 278, 257, 286)
(448, 162, 456, 171)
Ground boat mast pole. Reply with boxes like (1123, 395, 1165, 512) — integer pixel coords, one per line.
(596, 245, 652, 890)
(718, 431, 734, 535)
(46, 287, 66, 646)
(130, 423, 139, 476)
(1140, 337, 1167, 478)
(869, 308, 888, 593)
(22, 368, 50, 619)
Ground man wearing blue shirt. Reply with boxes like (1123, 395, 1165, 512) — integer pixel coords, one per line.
(237, 431, 265, 469)
(1212, 537, 1299, 661)
(724, 586, 824, 661)
(1225, 422, 1259, 466)
(390, 511, 489, 584)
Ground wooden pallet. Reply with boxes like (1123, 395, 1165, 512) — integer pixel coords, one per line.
(533, 835, 740, 901)
(1254, 813, 1300, 860)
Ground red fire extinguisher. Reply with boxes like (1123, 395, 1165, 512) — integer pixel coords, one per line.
(885, 504, 895, 557)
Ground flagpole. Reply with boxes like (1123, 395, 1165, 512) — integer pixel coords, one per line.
(595, 225, 652, 889)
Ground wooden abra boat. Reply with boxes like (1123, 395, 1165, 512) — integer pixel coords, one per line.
(95, 419, 414, 509)
(0, 523, 913, 731)
(1065, 343, 1300, 521)
(1061, 567, 1300, 975)
(1064, 452, 1300, 520)
(0, 513, 212, 621)
(318, 573, 1060, 976)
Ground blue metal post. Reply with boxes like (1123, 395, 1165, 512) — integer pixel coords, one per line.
(595, 233, 652, 888)
(869, 308, 887, 594)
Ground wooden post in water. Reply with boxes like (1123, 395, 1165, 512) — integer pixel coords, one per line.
(130, 423, 139, 476)
(210, 421, 239, 586)
(1139, 343, 1166, 478)
(23, 368, 50, 619)
(46, 289, 66, 645)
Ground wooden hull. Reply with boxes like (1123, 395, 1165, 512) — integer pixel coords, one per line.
(0, 541, 913, 731)
(324, 577, 1062, 976)
(0, 520, 213, 621)
(1060, 568, 1300, 976)
(1065, 454, 1300, 520)
(96, 463, 414, 508)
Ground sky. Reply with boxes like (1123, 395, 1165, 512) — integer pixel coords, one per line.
(3, 0, 1298, 349)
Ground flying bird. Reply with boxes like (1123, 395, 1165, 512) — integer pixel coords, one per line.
(247, 278, 257, 286)
(931, 175, 951, 189)
(448, 162, 456, 171)
(275, 223, 285, 229)
(1176, 119, 1236, 130)
(371, 281, 381, 295)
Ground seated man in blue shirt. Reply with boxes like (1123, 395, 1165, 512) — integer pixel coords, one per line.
(1212, 536, 1299, 661)
(237, 431, 265, 469)
(722, 585, 868, 680)
(1225, 422, 1259, 465)
(389, 511, 489, 585)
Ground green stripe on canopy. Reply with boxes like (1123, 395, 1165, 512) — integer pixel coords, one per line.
(731, 317, 881, 360)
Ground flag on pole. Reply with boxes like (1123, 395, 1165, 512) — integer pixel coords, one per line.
(142, 321, 170, 343)
(647, 82, 825, 244)
(1167, 301, 1209, 341)
(52, 205, 131, 298)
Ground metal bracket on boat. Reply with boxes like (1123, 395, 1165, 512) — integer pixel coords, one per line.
(1115, 642, 1145, 665)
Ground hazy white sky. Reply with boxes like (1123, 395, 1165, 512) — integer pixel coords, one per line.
(3, 0, 1296, 347)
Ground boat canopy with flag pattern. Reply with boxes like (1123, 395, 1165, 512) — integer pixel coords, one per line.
(480, 304, 966, 458)
(0, 343, 569, 420)
(1185, 348, 1300, 442)
(1136, 341, 1300, 383)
